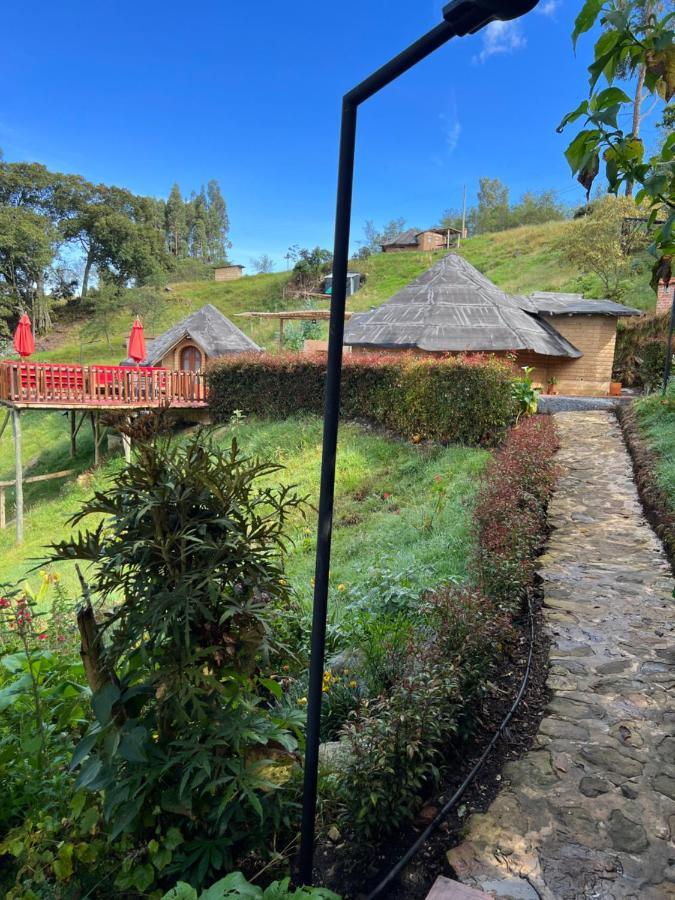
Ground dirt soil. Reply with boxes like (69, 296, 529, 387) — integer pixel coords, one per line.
(308, 586, 551, 900)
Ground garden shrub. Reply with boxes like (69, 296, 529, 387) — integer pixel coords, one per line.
(46, 429, 309, 889)
(472, 415, 559, 607)
(614, 312, 670, 386)
(162, 870, 339, 899)
(208, 352, 518, 446)
(335, 415, 559, 839)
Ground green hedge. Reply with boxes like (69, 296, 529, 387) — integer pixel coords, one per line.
(208, 352, 518, 446)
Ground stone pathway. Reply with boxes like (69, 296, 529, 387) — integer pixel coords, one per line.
(447, 412, 675, 899)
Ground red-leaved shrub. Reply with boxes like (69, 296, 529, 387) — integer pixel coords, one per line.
(472, 415, 560, 607)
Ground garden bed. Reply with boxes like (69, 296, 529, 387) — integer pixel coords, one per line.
(617, 393, 675, 568)
(0, 411, 559, 899)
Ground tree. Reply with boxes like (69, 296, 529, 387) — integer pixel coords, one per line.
(359, 217, 407, 254)
(475, 178, 510, 234)
(165, 183, 187, 258)
(206, 180, 231, 263)
(558, 195, 647, 299)
(251, 254, 274, 274)
(510, 190, 568, 226)
(558, 0, 674, 285)
(0, 205, 56, 333)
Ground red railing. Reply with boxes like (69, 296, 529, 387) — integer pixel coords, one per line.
(0, 362, 207, 407)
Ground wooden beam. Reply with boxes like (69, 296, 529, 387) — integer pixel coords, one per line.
(0, 469, 74, 489)
(0, 409, 10, 442)
(0, 487, 5, 530)
(279, 317, 285, 349)
(12, 409, 23, 544)
(70, 409, 77, 457)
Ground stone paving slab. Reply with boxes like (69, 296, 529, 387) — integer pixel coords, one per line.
(447, 413, 674, 899)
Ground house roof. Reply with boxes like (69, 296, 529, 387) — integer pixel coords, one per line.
(380, 227, 459, 248)
(381, 228, 421, 248)
(520, 291, 641, 317)
(214, 263, 245, 270)
(122, 304, 261, 366)
(343, 254, 582, 358)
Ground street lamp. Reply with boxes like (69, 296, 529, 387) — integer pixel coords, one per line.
(299, 0, 540, 885)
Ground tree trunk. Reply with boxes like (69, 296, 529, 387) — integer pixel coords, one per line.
(626, 65, 646, 198)
(81, 248, 94, 298)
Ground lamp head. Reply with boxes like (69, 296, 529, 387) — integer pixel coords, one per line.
(442, 0, 539, 35)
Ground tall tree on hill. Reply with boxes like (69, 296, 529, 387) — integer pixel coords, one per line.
(190, 189, 209, 260)
(206, 180, 230, 263)
(165, 183, 187, 257)
(476, 177, 510, 234)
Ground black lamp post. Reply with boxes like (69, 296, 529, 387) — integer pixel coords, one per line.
(299, 0, 540, 885)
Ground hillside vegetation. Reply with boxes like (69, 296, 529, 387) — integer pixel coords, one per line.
(0, 416, 486, 603)
(29, 219, 655, 366)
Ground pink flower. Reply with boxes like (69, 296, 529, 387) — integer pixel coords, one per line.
(38, 633, 47, 641)
(0, 598, 10, 608)
(383, 492, 391, 500)
(434, 474, 443, 483)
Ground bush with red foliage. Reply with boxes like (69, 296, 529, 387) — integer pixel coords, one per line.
(208, 351, 518, 447)
(472, 414, 560, 607)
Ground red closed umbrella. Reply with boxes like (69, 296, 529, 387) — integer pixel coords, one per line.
(127, 318, 147, 364)
(13, 314, 35, 358)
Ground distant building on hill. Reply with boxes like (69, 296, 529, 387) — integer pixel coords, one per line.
(381, 228, 461, 253)
(122, 304, 261, 371)
(344, 254, 641, 397)
(214, 264, 245, 282)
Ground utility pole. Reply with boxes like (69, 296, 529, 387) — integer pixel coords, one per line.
(461, 183, 468, 240)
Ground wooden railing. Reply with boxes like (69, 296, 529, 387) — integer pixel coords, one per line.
(0, 362, 207, 407)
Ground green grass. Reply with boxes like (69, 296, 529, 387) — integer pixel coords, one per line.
(634, 385, 675, 509)
(0, 415, 488, 615)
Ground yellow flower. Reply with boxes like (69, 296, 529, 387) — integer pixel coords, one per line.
(297, 697, 308, 706)
(310, 577, 315, 588)
(337, 583, 346, 592)
(349, 680, 357, 689)
(279, 578, 287, 586)
(323, 671, 332, 682)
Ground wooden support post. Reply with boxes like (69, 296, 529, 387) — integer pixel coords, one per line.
(0, 409, 10, 442)
(279, 317, 285, 349)
(122, 419, 132, 464)
(0, 487, 5, 530)
(12, 409, 23, 544)
(70, 410, 77, 457)
(90, 412, 101, 466)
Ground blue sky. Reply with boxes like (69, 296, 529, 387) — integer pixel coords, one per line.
(0, 1, 662, 270)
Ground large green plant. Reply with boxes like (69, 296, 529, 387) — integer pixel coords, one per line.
(558, 0, 674, 284)
(49, 428, 307, 886)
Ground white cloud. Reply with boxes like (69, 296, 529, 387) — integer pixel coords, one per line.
(473, 21, 526, 64)
(536, 0, 560, 17)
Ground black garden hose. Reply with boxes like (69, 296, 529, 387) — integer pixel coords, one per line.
(365, 594, 536, 899)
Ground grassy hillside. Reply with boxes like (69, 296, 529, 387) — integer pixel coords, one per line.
(29, 219, 655, 367)
(0, 415, 487, 614)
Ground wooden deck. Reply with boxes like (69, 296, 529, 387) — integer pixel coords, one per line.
(0, 361, 208, 410)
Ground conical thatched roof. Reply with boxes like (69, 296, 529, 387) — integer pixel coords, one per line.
(344, 255, 583, 357)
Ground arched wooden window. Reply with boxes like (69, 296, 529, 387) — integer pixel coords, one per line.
(180, 345, 202, 372)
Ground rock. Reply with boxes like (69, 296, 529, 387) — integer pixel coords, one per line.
(652, 773, 675, 801)
(415, 804, 439, 826)
(327, 825, 341, 843)
(607, 809, 649, 853)
(318, 740, 353, 774)
(621, 783, 639, 800)
(580, 745, 643, 778)
(539, 717, 589, 741)
(579, 775, 612, 798)
(326, 647, 365, 675)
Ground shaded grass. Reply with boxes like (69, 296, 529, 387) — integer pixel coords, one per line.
(0, 415, 487, 618)
(634, 385, 675, 510)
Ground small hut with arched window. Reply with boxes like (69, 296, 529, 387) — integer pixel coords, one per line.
(123, 304, 261, 371)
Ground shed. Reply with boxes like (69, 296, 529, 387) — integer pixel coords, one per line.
(324, 272, 362, 298)
(123, 304, 261, 371)
(214, 264, 245, 282)
(381, 228, 461, 253)
(344, 254, 641, 396)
